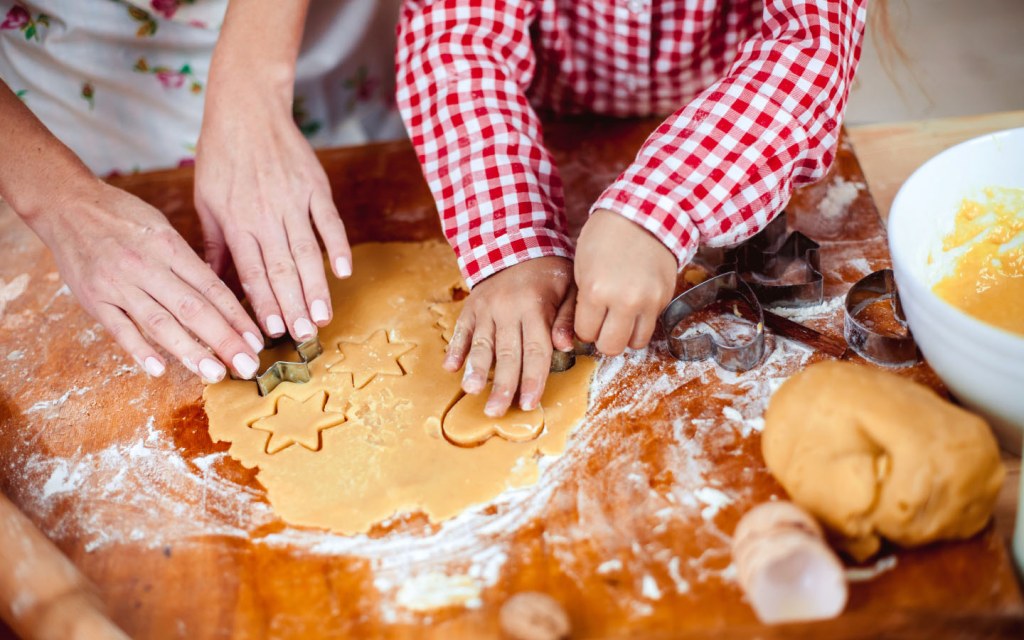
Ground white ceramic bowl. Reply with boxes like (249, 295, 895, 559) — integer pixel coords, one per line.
(887, 127, 1024, 443)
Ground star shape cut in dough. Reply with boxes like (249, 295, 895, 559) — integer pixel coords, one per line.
(249, 391, 346, 454)
(428, 300, 464, 344)
(326, 330, 416, 389)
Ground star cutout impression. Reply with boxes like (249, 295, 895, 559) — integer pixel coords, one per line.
(249, 391, 346, 454)
(326, 329, 416, 389)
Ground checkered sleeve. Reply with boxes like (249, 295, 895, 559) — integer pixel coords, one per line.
(593, 0, 867, 267)
(395, 0, 571, 287)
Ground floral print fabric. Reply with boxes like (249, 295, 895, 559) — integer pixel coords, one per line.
(0, 0, 404, 176)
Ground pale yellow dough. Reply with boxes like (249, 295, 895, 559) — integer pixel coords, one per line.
(762, 361, 1005, 560)
(203, 242, 596, 534)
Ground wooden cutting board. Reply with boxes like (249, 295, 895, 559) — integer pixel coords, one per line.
(0, 117, 1021, 639)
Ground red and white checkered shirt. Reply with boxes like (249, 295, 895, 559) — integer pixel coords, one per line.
(396, 0, 867, 287)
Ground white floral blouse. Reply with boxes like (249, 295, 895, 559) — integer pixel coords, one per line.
(0, 0, 405, 176)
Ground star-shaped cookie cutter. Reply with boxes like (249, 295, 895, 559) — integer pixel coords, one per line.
(250, 336, 324, 396)
(660, 271, 766, 372)
(719, 214, 823, 307)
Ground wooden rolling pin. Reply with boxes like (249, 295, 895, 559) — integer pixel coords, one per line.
(0, 491, 128, 640)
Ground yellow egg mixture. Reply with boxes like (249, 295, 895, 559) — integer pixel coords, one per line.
(932, 187, 1024, 335)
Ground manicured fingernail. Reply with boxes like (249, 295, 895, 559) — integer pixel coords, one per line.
(294, 318, 316, 339)
(334, 256, 352, 278)
(266, 315, 286, 337)
(232, 353, 259, 379)
(311, 299, 330, 324)
(182, 357, 198, 374)
(199, 358, 226, 383)
(144, 356, 165, 377)
(243, 331, 264, 353)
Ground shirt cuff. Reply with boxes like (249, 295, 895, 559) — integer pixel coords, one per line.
(590, 188, 699, 269)
(458, 226, 575, 288)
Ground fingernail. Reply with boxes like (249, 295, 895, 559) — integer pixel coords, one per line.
(462, 363, 483, 393)
(182, 357, 198, 374)
(484, 400, 504, 418)
(144, 356, 165, 377)
(443, 352, 460, 370)
(266, 315, 286, 337)
(243, 331, 264, 353)
(294, 318, 316, 339)
(232, 353, 259, 379)
(199, 358, 226, 383)
(311, 299, 330, 324)
(520, 393, 537, 411)
(334, 256, 352, 278)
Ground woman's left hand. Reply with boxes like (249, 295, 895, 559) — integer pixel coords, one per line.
(194, 84, 351, 343)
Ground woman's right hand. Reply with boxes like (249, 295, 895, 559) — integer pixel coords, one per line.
(36, 179, 264, 382)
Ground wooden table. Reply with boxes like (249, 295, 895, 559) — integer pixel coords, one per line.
(1, 112, 1023, 639)
(847, 109, 1024, 550)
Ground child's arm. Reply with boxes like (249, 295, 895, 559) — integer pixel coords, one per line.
(396, 0, 572, 287)
(576, 0, 868, 354)
(396, 0, 574, 416)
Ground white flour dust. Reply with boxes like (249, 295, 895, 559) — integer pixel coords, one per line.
(819, 177, 863, 220)
(767, 295, 844, 321)
(12, 301, 839, 620)
(0, 273, 29, 317)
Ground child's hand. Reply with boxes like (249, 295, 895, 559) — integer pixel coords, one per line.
(574, 210, 677, 355)
(445, 257, 576, 418)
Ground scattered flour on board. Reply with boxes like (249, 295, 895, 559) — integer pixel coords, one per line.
(820, 177, 863, 219)
(846, 555, 899, 582)
(767, 295, 843, 321)
(0, 273, 30, 317)
(25, 387, 91, 420)
(394, 573, 483, 613)
(11, 301, 844, 620)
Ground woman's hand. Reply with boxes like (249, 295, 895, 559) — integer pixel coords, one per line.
(194, 93, 348, 342)
(38, 180, 264, 381)
(194, 0, 346, 343)
(445, 257, 576, 417)
(574, 209, 678, 355)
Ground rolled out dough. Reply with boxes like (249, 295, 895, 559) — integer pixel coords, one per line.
(203, 242, 596, 534)
(762, 361, 1005, 560)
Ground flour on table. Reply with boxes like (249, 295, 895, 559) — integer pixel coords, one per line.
(0, 273, 29, 317)
(9, 268, 854, 622)
(819, 177, 863, 219)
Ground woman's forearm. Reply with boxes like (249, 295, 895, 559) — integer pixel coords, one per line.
(207, 0, 311, 112)
(0, 81, 98, 234)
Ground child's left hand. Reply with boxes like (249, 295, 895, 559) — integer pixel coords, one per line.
(574, 210, 678, 355)
(444, 257, 576, 418)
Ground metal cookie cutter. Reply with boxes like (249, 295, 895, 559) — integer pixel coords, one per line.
(844, 268, 920, 368)
(248, 336, 324, 396)
(659, 272, 766, 372)
(720, 215, 824, 307)
(549, 339, 596, 372)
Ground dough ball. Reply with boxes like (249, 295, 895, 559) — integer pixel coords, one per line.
(499, 592, 570, 640)
(762, 361, 1005, 561)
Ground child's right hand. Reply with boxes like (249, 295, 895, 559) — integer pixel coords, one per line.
(574, 210, 678, 355)
(444, 257, 576, 418)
